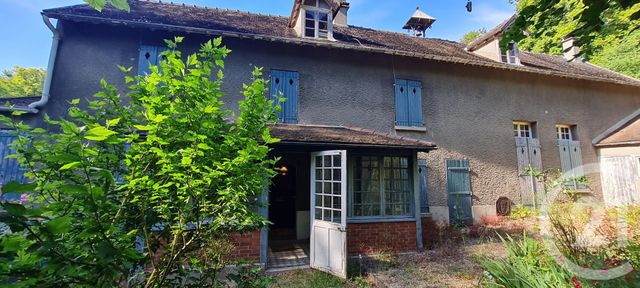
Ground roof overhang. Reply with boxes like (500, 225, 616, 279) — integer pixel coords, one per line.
(593, 108, 640, 147)
(269, 124, 437, 152)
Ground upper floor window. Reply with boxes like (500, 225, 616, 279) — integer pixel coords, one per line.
(513, 121, 533, 138)
(395, 79, 424, 128)
(556, 125, 573, 140)
(303, 0, 333, 39)
(501, 43, 520, 65)
(270, 70, 299, 124)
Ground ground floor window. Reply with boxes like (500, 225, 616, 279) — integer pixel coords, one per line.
(351, 156, 412, 218)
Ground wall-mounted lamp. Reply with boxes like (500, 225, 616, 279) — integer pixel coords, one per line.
(279, 166, 289, 176)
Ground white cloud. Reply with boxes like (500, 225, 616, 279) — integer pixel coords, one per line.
(470, 3, 514, 27)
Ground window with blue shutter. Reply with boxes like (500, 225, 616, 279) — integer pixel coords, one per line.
(0, 130, 27, 203)
(395, 79, 423, 127)
(137, 45, 167, 75)
(270, 70, 299, 124)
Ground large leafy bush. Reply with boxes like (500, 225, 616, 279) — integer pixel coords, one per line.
(0, 37, 279, 287)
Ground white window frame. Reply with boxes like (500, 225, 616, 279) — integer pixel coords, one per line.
(303, 0, 333, 40)
(514, 121, 533, 138)
(501, 43, 520, 65)
(556, 125, 573, 140)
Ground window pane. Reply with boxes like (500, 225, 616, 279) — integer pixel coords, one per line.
(323, 156, 332, 167)
(305, 28, 315, 37)
(333, 182, 341, 195)
(332, 168, 340, 181)
(319, 13, 328, 22)
(333, 155, 341, 167)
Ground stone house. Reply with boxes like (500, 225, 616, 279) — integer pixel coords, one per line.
(0, 0, 639, 277)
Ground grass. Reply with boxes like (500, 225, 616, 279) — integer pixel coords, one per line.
(269, 269, 347, 288)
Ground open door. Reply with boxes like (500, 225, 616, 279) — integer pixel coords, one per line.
(310, 150, 347, 278)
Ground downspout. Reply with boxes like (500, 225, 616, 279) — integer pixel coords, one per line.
(0, 15, 59, 113)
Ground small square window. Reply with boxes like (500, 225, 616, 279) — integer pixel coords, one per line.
(513, 121, 534, 138)
(556, 125, 573, 140)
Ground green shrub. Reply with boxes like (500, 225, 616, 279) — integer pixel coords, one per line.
(508, 205, 539, 221)
(480, 234, 572, 287)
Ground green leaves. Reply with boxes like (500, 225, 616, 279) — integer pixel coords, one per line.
(2, 203, 26, 217)
(45, 216, 72, 234)
(84, 0, 130, 12)
(84, 126, 117, 141)
(0, 36, 277, 287)
(59, 161, 81, 171)
(2, 181, 36, 194)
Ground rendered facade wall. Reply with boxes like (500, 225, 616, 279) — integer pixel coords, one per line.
(19, 21, 640, 225)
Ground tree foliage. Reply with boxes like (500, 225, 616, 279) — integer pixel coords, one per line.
(459, 28, 487, 44)
(0, 37, 280, 287)
(0, 67, 46, 98)
(504, 0, 640, 78)
(84, 0, 130, 12)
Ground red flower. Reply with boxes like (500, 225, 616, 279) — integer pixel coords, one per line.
(571, 276, 582, 288)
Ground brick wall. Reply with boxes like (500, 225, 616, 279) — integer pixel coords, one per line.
(229, 231, 261, 261)
(347, 221, 417, 255)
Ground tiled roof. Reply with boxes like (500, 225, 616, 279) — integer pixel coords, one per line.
(42, 0, 640, 87)
(594, 109, 640, 147)
(270, 124, 437, 151)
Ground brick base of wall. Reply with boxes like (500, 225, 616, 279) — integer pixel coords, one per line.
(229, 231, 261, 261)
(347, 221, 417, 255)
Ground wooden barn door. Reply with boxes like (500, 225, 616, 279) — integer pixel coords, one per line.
(310, 150, 347, 278)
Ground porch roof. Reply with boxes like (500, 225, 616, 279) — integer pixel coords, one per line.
(269, 124, 437, 151)
(593, 109, 640, 147)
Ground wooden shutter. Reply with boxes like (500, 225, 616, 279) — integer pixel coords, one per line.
(446, 159, 472, 224)
(558, 140, 573, 175)
(270, 70, 299, 124)
(515, 137, 541, 206)
(0, 131, 27, 200)
(395, 79, 409, 126)
(418, 159, 429, 213)
(558, 140, 584, 188)
(137, 45, 159, 75)
(407, 80, 423, 127)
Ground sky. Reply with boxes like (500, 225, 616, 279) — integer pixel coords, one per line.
(0, 0, 515, 71)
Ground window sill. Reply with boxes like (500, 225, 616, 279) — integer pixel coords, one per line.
(395, 126, 427, 132)
(347, 217, 416, 224)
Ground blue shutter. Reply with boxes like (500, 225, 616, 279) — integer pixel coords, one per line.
(395, 79, 409, 126)
(407, 80, 423, 127)
(418, 159, 429, 213)
(283, 71, 299, 124)
(270, 70, 299, 124)
(137, 45, 159, 75)
(446, 159, 473, 224)
(0, 131, 27, 202)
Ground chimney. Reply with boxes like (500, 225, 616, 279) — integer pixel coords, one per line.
(334, 1, 350, 26)
(562, 37, 580, 61)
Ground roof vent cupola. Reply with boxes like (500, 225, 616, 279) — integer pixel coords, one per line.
(403, 7, 436, 37)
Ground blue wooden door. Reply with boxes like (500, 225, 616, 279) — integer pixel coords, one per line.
(446, 159, 472, 225)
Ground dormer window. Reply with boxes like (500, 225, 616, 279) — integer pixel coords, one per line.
(501, 42, 520, 65)
(303, 0, 333, 39)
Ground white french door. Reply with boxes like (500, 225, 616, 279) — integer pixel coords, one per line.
(310, 150, 347, 278)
